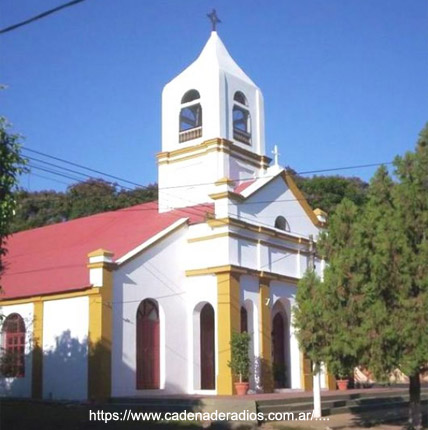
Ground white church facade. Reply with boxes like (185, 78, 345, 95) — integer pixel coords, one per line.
(0, 29, 335, 400)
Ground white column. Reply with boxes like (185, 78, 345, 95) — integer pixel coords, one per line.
(313, 366, 322, 418)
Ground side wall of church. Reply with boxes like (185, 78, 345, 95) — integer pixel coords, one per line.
(42, 296, 89, 400)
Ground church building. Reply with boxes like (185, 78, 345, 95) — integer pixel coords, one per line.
(0, 26, 334, 400)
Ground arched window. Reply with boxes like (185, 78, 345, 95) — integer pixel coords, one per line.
(181, 89, 200, 104)
(240, 306, 248, 333)
(275, 216, 290, 232)
(179, 90, 202, 143)
(234, 91, 248, 106)
(233, 91, 251, 144)
(136, 299, 160, 389)
(1, 313, 26, 377)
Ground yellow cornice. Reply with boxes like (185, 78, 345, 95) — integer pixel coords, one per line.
(157, 138, 271, 168)
(208, 191, 244, 201)
(206, 216, 310, 245)
(185, 264, 299, 285)
(314, 208, 328, 218)
(158, 146, 263, 169)
(188, 231, 306, 255)
(87, 249, 114, 258)
(214, 177, 236, 187)
(0, 287, 100, 306)
(86, 262, 116, 270)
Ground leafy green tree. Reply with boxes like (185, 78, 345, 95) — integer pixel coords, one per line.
(295, 199, 365, 378)
(389, 127, 428, 428)
(11, 190, 68, 232)
(10, 179, 159, 232)
(293, 173, 368, 213)
(295, 125, 428, 429)
(0, 118, 27, 281)
(116, 183, 158, 206)
(358, 166, 404, 379)
(67, 178, 118, 219)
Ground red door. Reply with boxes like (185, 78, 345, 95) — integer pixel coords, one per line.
(240, 307, 248, 333)
(200, 304, 215, 389)
(272, 313, 286, 388)
(136, 300, 160, 389)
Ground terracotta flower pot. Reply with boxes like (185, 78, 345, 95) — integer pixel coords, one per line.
(337, 379, 349, 391)
(235, 381, 249, 395)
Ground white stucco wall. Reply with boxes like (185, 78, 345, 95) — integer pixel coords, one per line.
(237, 175, 320, 239)
(42, 296, 89, 400)
(113, 226, 218, 396)
(0, 303, 34, 398)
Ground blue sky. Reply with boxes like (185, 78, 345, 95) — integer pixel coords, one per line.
(1, 0, 427, 192)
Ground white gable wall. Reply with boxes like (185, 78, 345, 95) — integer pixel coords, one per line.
(237, 175, 320, 239)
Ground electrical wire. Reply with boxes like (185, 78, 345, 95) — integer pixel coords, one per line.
(21, 146, 391, 192)
(0, 0, 88, 35)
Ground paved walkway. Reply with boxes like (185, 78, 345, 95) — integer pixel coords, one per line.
(261, 406, 422, 430)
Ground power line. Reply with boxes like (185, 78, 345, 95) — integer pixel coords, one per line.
(27, 156, 136, 191)
(21, 146, 389, 238)
(22, 147, 143, 188)
(26, 164, 213, 221)
(28, 164, 88, 183)
(25, 155, 363, 210)
(29, 172, 72, 187)
(21, 149, 349, 238)
(0, 0, 87, 35)
(22, 145, 392, 192)
(297, 161, 393, 175)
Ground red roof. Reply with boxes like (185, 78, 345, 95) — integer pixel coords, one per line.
(1, 202, 212, 300)
(234, 179, 255, 194)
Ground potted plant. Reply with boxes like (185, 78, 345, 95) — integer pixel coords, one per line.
(228, 332, 251, 395)
(329, 361, 353, 391)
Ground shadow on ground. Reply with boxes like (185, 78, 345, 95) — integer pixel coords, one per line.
(0, 400, 260, 430)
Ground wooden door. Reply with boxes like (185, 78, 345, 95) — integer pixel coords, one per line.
(136, 300, 160, 389)
(272, 312, 286, 388)
(200, 304, 215, 390)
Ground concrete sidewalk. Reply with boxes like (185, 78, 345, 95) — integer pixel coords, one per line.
(261, 406, 424, 430)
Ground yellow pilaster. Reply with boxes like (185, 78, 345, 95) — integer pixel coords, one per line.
(325, 370, 337, 390)
(87, 249, 114, 401)
(216, 271, 240, 395)
(31, 300, 43, 399)
(259, 278, 273, 392)
(300, 353, 313, 391)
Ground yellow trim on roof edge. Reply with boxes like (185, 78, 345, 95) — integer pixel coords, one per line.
(280, 171, 324, 227)
(0, 287, 100, 306)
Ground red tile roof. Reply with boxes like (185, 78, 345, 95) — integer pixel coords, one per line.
(234, 179, 256, 194)
(1, 202, 212, 300)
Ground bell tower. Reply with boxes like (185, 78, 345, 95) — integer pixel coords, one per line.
(158, 23, 270, 212)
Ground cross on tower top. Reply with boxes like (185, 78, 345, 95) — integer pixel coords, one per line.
(272, 145, 281, 167)
(207, 9, 221, 32)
